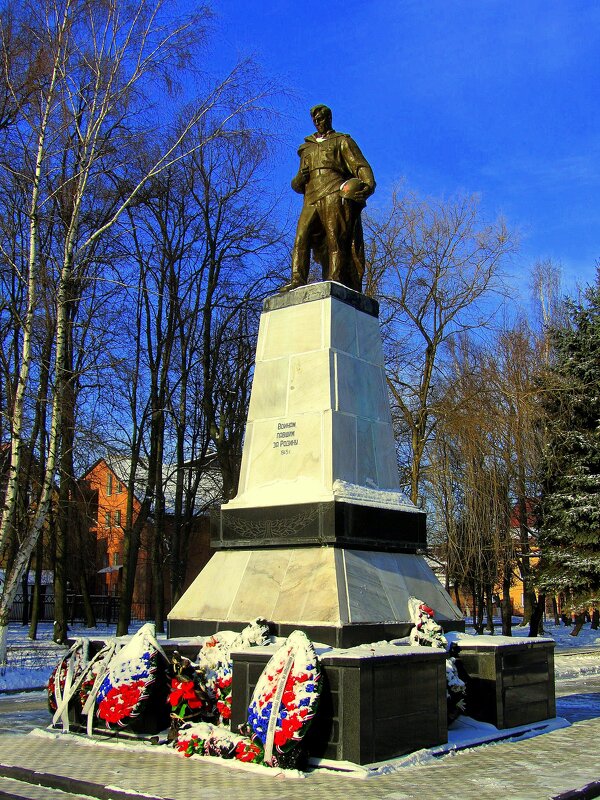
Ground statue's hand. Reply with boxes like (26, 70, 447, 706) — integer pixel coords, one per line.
(352, 181, 374, 202)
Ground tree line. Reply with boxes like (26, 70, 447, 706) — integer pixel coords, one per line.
(0, 0, 286, 662)
(365, 190, 598, 638)
(1, 0, 598, 663)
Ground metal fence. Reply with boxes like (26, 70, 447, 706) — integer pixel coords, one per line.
(8, 593, 152, 625)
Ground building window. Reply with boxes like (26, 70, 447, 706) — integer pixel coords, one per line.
(104, 512, 111, 527)
(114, 509, 121, 526)
(106, 473, 113, 496)
(112, 552, 119, 567)
(116, 482, 123, 494)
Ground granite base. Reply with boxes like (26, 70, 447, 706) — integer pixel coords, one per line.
(230, 645, 448, 764)
(451, 637, 556, 728)
(213, 499, 426, 552)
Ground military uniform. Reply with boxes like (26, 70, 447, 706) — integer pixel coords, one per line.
(290, 130, 375, 293)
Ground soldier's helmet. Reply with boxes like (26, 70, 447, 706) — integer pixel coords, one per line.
(340, 177, 364, 202)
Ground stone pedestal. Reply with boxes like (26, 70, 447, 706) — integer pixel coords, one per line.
(452, 637, 556, 728)
(231, 645, 448, 764)
(167, 546, 462, 646)
(168, 282, 463, 644)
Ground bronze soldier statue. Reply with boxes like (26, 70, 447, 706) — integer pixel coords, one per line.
(281, 104, 376, 294)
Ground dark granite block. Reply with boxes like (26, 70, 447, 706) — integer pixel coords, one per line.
(230, 647, 447, 765)
(166, 617, 463, 648)
(212, 500, 426, 553)
(452, 638, 556, 729)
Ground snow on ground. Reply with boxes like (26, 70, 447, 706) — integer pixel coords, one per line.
(25, 712, 572, 781)
(1, 618, 600, 693)
(1, 618, 600, 779)
(0, 621, 145, 692)
(309, 716, 572, 778)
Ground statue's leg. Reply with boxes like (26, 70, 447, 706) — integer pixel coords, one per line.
(349, 214, 366, 292)
(321, 194, 355, 286)
(287, 204, 318, 289)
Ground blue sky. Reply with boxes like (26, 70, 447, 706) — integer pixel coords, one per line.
(210, 1, 600, 296)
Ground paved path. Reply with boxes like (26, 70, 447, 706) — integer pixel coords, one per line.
(0, 716, 599, 800)
(2, 649, 600, 799)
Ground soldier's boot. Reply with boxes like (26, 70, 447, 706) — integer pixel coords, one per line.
(279, 245, 310, 293)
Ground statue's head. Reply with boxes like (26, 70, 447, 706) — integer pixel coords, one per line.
(310, 104, 332, 134)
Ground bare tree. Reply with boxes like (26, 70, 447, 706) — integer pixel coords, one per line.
(430, 335, 513, 633)
(0, 3, 44, 132)
(486, 323, 545, 630)
(364, 190, 514, 504)
(0, 0, 277, 661)
(111, 112, 282, 633)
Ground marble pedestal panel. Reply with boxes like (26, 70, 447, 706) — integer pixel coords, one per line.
(223, 282, 420, 513)
(217, 281, 425, 551)
(167, 547, 463, 646)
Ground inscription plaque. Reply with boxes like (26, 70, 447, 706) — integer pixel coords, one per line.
(272, 420, 299, 454)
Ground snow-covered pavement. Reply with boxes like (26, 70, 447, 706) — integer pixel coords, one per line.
(1, 620, 600, 798)
(0, 710, 598, 799)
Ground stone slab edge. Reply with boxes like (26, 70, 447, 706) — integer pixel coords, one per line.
(553, 781, 600, 800)
(167, 618, 465, 647)
(0, 762, 174, 800)
(263, 281, 379, 318)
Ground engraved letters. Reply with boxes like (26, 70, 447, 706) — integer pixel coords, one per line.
(272, 420, 299, 454)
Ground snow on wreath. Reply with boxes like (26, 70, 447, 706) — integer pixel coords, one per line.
(95, 623, 169, 731)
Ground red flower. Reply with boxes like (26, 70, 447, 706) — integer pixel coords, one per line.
(98, 679, 146, 724)
(234, 740, 263, 763)
(273, 730, 288, 747)
(217, 699, 231, 720)
(281, 690, 295, 706)
(168, 679, 203, 710)
(261, 688, 275, 704)
(280, 715, 303, 739)
(176, 734, 203, 757)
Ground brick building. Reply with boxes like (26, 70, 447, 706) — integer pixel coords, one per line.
(78, 457, 219, 615)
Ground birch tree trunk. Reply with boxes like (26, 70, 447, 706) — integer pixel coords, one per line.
(0, 0, 278, 656)
(0, 6, 66, 557)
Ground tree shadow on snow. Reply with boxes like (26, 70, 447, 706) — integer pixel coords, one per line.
(556, 692, 600, 723)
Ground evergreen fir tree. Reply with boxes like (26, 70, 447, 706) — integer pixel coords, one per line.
(538, 271, 600, 607)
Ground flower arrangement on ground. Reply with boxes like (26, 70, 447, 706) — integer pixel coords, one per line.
(167, 650, 210, 741)
(96, 623, 168, 732)
(78, 642, 120, 711)
(175, 721, 262, 762)
(408, 596, 466, 722)
(172, 629, 321, 769)
(196, 619, 270, 726)
(47, 638, 88, 716)
(245, 629, 322, 768)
